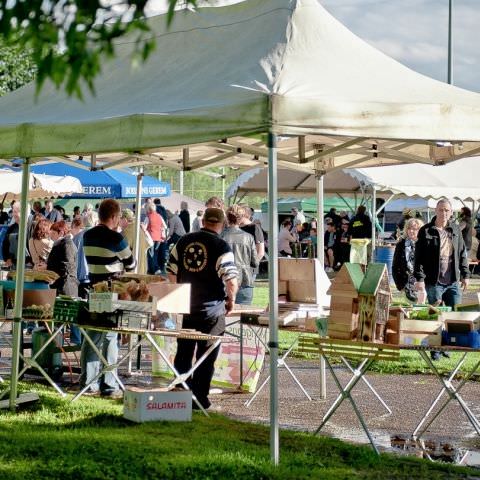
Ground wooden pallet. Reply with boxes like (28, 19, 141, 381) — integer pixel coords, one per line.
(297, 336, 400, 361)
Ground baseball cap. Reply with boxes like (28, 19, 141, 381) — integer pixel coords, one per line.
(204, 207, 225, 224)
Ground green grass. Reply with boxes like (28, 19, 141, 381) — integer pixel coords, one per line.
(0, 383, 475, 479)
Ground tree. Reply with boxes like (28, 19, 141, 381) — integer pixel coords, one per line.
(0, 0, 196, 98)
(0, 43, 36, 96)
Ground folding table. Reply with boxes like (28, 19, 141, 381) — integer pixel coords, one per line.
(0, 318, 69, 398)
(310, 338, 400, 455)
(74, 324, 232, 415)
(405, 345, 480, 441)
(241, 322, 314, 408)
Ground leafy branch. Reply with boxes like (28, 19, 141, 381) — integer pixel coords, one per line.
(0, 0, 197, 98)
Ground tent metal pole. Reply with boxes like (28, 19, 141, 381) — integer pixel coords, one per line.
(371, 187, 377, 257)
(376, 194, 395, 215)
(221, 167, 226, 201)
(179, 171, 184, 195)
(316, 172, 326, 399)
(9, 158, 30, 410)
(448, 0, 453, 85)
(316, 173, 325, 267)
(267, 132, 279, 465)
(133, 167, 144, 272)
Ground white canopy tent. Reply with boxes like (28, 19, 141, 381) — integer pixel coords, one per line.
(0, 171, 83, 202)
(3, 0, 480, 462)
(227, 157, 480, 203)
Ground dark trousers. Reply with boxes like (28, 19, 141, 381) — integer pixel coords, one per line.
(157, 241, 169, 273)
(173, 310, 225, 408)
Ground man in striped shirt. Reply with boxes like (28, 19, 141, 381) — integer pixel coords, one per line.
(167, 207, 238, 410)
(83, 200, 136, 283)
(80, 199, 136, 398)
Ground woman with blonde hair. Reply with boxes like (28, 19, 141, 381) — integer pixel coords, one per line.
(392, 217, 424, 302)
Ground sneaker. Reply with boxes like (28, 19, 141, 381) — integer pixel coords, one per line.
(101, 390, 123, 400)
(325, 267, 334, 273)
(441, 351, 451, 359)
(430, 351, 441, 361)
(83, 390, 101, 397)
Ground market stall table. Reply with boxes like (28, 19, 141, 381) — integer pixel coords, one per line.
(74, 324, 234, 415)
(306, 337, 480, 455)
(0, 318, 70, 398)
(240, 316, 319, 407)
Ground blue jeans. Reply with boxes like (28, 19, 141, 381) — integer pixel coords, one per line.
(80, 330, 119, 393)
(147, 241, 161, 274)
(236, 286, 254, 305)
(70, 325, 82, 345)
(425, 282, 462, 309)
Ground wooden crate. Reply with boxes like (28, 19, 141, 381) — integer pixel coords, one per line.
(386, 311, 442, 346)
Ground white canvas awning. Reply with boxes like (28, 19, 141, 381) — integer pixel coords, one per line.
(347, 157, 480, 201)
(227, 156, 480, 203)
(1, 0, 480, 161)
(0, 171, 83, 202)
(226, 166, 362, 198)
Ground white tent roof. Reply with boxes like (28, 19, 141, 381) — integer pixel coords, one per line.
(347, 157, 480, 201)
(0, 171, 83, 202)
(227, 156, 480, 202)
(2, 0, 480, 159)
(226, 166, 361, 198)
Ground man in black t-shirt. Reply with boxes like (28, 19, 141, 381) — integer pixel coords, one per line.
(167, 207, 238, 410)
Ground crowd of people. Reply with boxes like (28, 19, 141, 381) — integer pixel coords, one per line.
(0, 196, 269, 409)
(278, 205, 374, 273)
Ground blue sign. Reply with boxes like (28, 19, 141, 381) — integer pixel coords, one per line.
(20, 160, 171, 199)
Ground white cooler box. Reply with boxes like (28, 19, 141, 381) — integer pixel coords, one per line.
(124, 387, 192, 422)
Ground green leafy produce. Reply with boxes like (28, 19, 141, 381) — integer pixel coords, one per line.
(409, 310, 438, 320)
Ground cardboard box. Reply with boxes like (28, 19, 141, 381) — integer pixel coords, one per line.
(288, 280, 317, 303)
(88, 292, 157, 315)
(441, 312, 480, 331)
(123, 387, 192, 422)
(278, 280, 287, 296)
(147, 283, 191, 314)
(400, 319, 443, 347)
(278, 258, 331, 307)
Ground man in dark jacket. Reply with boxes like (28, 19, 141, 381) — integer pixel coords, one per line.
(413, 199, 469, 308)
(167, 207, 238, 410)
(414, 200, 469, 361)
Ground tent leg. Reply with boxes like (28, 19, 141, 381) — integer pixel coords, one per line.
(129, 167, 144, 375)
(9, 158, 31, 410)
(371, 187, 376, 259)
(133, 167, 144, 271)
(316, 174, 325, 267)
(316, 173, 326, 399)
(267, 132, 279, 466)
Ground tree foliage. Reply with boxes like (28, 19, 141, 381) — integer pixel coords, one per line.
(0, 43, 36, 96)
(0, 0, 196, 98)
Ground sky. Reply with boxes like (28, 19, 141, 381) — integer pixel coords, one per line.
(145, 0, 480, 92)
